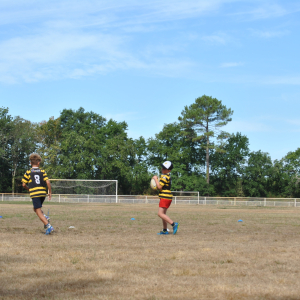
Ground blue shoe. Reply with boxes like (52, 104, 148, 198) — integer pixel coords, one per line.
(173, 222, 179, 235)
(157, 231, 169, 235)
(45, 226, 54, 235)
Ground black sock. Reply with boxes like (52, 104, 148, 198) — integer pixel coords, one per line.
(171, 222, 175, 227)
(163, 229, 167, 232)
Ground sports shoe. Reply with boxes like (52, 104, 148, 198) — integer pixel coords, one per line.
(44, 214, 50, 222)
(45, 225, 54, 235)
(173, 222, 179, 235)
(157, 231, 169, 235)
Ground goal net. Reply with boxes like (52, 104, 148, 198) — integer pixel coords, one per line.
(171, 191, 200, 204)
(50, 179, 118, 203)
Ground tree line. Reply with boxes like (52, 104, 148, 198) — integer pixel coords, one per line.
(1, 95, 299, 197)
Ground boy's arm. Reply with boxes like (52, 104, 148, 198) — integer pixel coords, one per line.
(22, 182, 29, 191)
(46, 180, 52, 200)
(152, 176, 163, 190)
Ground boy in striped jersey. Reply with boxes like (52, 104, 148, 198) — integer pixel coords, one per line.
(22, 153, 54, 235)
(152, 161, 179, 235)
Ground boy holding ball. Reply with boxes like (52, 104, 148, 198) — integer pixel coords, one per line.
(152, 161, 179, 235)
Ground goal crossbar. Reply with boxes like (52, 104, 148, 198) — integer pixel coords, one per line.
(171, 191, 200, 204)
(50, 179, 118, 203)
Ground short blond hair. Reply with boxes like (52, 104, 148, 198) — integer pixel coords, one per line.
(29, 153, 42, 165)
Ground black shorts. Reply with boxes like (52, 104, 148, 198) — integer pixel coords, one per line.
(32, 197, 45, 209)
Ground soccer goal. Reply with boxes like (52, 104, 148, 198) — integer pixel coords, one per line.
(50, 179, 118, 203)
(171, 191, 200, 205)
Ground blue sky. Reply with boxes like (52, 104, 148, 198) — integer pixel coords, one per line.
(1, 0, 299, 161)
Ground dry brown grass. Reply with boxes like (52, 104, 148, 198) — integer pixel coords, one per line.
(1, 202, 300, 300)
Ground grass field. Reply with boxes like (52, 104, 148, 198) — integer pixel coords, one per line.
(1, 202, 300, 300)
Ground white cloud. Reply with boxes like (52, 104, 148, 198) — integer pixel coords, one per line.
(225, 120, 272, 133)
(1, 0, 233, 83)
(224, 117, 300, 135)
(252, 30, 289, 38)
(0, 31, 128, 83)
(262, 76, 300, 85)
(202, 33, 229, 45)
(245, 4, 287, 19)
(220, 62, 244, 68)
(104, 112, 138, 122)
(0, 0, 299, 84)
(286, 119, 300, 128)
(208, 74, 300, 86)
(129, 1, 222, 23)
(0, 0, 231, 27)
(280, 92, 300, 103)
(231, 3, 300, 20)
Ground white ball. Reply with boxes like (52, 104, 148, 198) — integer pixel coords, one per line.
(150, 178, 157, 190)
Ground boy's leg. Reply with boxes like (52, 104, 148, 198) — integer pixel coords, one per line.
(158, 207, 173, 225)
(158, 207, 179, 235)
(32, 197, 49, 226)
(41, 209, 50, 229)
(157, 208, 172, 235)
(32, 197, 54, 235)
(41, 209, 50, 220)
(34, 208, 48, 226)
(158, 199, 179, 235)
(162, 218, 168, 230)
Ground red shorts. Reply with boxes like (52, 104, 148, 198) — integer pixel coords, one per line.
(159, 198, 172, 208)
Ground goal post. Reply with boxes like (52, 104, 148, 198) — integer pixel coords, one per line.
(50, 179, 118, 203)
(171, 191, 200, 205)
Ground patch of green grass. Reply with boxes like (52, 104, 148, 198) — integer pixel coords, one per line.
(1, 201, 32, 205)
(70, 257, 80, 264)
(1, 201, 74, 206)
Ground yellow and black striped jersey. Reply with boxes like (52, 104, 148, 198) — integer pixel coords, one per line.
(158, 173, 172, 200)
(22, 168, 48, 198)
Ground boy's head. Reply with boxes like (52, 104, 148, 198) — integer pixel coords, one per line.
(161, 161, 173, 173)
(29, 153, 42, 166)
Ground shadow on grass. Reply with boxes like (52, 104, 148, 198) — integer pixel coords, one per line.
(0, 276, 119, 300)
(254, 296, 300, 300)
(1, 201, 74, 206)
(0, 254, 35, 264)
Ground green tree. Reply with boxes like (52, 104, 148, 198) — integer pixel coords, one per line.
(284, 148, 300, 197)
(211, 132, 249, 196)
(178, 95, 233, 186)
(147, 122, 209, 194)
(0, 107, 13, 192)
(268, 159, 295, 197)
(0, 108, 38, 193)
(284, 148, 300, 176)
(270, 148, 300, 197)
(242, 150, 273, 197)
(10, 117, 38, 193)
(53, 107, 107, 179)
(37, 117, 62, 177)
(38, 108, 141, 194)
(97, 119, 133, 192)
(127, 137, 152, 195)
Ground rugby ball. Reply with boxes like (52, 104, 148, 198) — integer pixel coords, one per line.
(150, 178, 157, 190)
